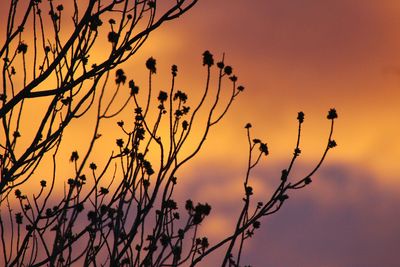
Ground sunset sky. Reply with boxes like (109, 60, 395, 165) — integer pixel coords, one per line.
(134, 0, 400, 266)
(2, 0, 400, 266)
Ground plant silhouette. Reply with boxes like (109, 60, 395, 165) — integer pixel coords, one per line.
(0, 1, 337, 266)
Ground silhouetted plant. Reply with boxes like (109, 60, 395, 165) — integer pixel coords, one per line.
(0, 1, 338, 266)
(0, 0, 198, 194)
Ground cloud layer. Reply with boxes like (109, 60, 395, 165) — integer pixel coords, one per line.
(176, 161, 400, 266)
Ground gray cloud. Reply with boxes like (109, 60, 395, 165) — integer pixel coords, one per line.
(175, 162, 400, 266)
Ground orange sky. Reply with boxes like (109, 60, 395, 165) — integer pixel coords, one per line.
(2, 0, 400, 266)
(133, 1, 400, 265)
(130, 0, 400, 180)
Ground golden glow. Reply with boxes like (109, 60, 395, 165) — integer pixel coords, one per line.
(2, 1, 400, 266)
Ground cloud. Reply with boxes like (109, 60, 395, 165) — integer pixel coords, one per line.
(175, 161, 400, 266)
(249, 165, 400, 267)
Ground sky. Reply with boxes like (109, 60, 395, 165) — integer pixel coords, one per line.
(133, 0, 400, 266)
(134, 0, 400, 177)
(2, 0, 400, 266)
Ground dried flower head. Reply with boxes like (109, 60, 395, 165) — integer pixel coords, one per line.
(146, 57, 157, 74)
(202, 50, 214, 67)
(108, 31, 119, 44)
(158, 91, 168, 102)
(115, 69, 126, 84)
(327, 108, 338, 120)
(17, 42, 28, 54)
(172, 64, 178, 76)
(297, 111, 305, 123)
(129, 80, 139, 95)
(70, 151, 79, 162)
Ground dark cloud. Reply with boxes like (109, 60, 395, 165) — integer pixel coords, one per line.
(241, 164, 400, 267)
(176, 0, 397, 65)
(175, 161, 400, 266)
